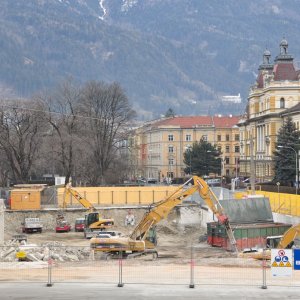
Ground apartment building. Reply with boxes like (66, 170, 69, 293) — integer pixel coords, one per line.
(238, 39, 300, 182)
(134, 115, 240, 181)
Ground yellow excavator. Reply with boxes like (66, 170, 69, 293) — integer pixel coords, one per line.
(240, 224, 300, 260)
(90, 176, 237, 258)
(64, 183, 114, 238)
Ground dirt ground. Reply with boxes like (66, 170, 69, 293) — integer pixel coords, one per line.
(4, 219, 261, 268)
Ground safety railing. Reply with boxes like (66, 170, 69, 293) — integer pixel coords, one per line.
(1, 244, 300, 288)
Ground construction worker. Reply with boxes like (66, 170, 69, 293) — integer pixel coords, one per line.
(125, 209, 135, 226)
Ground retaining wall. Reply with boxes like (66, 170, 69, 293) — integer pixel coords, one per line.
(4, 206, 204, 236)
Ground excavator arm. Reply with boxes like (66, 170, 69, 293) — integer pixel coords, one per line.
(64, 183, 95, 211)
(277, 224, 300, 249)
(130, 177, 199, 241)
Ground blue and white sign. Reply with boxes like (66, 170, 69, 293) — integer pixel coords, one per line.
(271, 249, 292, 277)
(294, 249, 300, 270)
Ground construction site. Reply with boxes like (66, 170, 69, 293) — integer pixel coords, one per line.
(1, 178, 300, 287)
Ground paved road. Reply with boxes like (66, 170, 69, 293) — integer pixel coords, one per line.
(1, 283, 299, 300)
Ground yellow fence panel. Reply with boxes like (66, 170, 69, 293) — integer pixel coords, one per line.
(254, 191, 300, 217)
(57, 186, 178, 207)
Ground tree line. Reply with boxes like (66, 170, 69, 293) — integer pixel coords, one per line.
(0, 80, 136, 187)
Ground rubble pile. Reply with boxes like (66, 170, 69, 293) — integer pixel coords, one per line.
(0, 240, 91, 262)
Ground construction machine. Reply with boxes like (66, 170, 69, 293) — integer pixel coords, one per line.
(240, 224, 300, 260)
(64, 183, 114, 238)
(90, 176, 237, 258)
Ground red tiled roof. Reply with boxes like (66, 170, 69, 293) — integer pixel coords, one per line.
(273, 63, 298, 81)
(152, 116, 240, 129)
(256, 73, 264, 88)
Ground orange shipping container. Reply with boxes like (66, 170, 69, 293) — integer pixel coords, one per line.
(10, 189, 42, 210)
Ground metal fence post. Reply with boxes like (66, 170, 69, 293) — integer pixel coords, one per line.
(47, 246, 53, 287)
(118, 250, 124, 287)
(261, 248, 267, 289)
(189, 243, 195, 288)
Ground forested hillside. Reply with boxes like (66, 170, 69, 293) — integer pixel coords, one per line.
(1, 0, 300, 118)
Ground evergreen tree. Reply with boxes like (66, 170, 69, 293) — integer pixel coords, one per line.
(183, 138, 221, 176)
(273, 116, 300, 186)
(164, 108, 175, 117)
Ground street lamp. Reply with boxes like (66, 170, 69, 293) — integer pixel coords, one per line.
(278, 145, 298, 194)
(276, 182, 280, 207)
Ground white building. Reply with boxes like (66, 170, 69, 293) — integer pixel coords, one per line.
(221, 93, 242, 103)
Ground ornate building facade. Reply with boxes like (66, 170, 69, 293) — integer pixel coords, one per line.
(238, 39, 300, 182)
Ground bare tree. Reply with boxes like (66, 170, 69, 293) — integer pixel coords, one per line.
(0, 99, 45, 183)
(80, 81, 136, 185)
(36, 80, 82, 185)
(0, 153, 11, 187)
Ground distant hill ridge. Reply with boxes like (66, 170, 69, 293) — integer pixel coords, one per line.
(1, 0, 300, 119)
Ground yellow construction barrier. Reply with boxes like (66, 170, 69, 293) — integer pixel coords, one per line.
(58, 186, 300, 217)
(255, 191, 300, 217)
(57, 186, 178, 207)
(234, 190, 300, 217)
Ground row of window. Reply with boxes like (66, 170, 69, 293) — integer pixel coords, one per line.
(254, 97, 286, 114)
(168, 134, 240, 142)
(168, 145, 240, 153)
(168, 157, 239, 165)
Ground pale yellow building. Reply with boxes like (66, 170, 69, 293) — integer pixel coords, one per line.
(134, 115, 240, 181)
(238, 39, 300, 182)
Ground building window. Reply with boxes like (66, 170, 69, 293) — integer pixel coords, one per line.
(225, 157, 230, 164)
(168, 146, 174, 153)
(169, 159, 174, 165)
(235, 134, 239, 141)
(202, 135, 207, 141)
(235, 146, 240, 153)
(225, 145, 230, 153)
(217, 146, 222, 153)
(280, 97, 285, 108)
(217, 135, 221, 142)
(167, 172, 174, 179)
(226, 134, 230, 141)
(168, 134, 174, 141)
(186, 134, 191, 141)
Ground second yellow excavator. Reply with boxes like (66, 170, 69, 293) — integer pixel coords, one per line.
(90, 176, 237, 258)
(240, 223, 300, 260)
(64, 183, 114, 238)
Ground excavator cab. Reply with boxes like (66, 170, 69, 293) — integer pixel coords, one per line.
(84, 212, 115, 238)
(266, 235, 294, 249)
(85, 212, 99, 228)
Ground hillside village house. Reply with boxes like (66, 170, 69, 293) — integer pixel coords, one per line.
(238, 39, 300, 182)
(132, 115, 240, 182)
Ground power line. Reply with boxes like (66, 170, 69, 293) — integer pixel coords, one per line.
(0, 104, 107, 121)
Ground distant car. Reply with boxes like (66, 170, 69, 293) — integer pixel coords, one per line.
(56, 221, 71, 233)
(74, 218, 85, 232)
(147, 178, 158, 184)
(205, 178, 221, 187)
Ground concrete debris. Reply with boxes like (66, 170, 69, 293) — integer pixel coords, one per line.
(0, 240, 91, 262)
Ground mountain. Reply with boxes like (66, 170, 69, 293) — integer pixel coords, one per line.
(1, 0, 300, 119)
